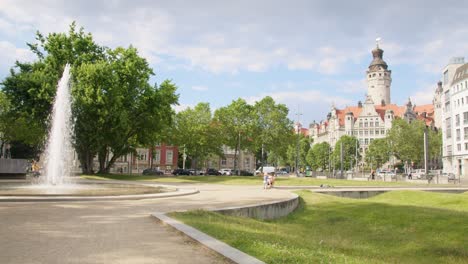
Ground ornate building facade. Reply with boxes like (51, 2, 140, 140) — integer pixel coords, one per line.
(310, 43, 435, 155)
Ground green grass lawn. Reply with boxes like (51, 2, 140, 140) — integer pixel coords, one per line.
(81, 174, 440, 187)
(172, 191, 468, 264)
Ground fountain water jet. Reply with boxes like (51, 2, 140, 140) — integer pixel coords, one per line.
(40, 64, 75, 187)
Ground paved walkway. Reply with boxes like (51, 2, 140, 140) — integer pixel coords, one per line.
(0, 182, 294, 264)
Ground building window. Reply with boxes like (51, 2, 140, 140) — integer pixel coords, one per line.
(365, 130, 368, 136)
(153, 150, 161, 163)
(244, 158, 250, 168)
(359, 122, 362, 127)
(369, 122, 373, 127)
(464, 112, 468, 124)
(456, 129, 461, 141)
(446, 117, 452, 139)
(465, 143, 468, 150)
(221, 159, 227, 166)
(364, 122, 368, 127)
(365, 138, 369, 145)
(370, 130, 374, 135)
(375, 121, 379, 127)
(376, 130, 379, 135)
(381, 129, 385, 135)
(456, 114, 460, 126)
(166, 150, 173, 165)
(465, 127, 468, 140)
(359, 130, 363, 136)
(458, 144, 462, 151)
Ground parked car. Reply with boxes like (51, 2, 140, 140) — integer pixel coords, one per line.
(142, 168, 164, 175)
(238, 170, 254, 176)
(220, 168, 233, 175)
(411, 169, 426, 179)
(206, 168, 221, 175)
(172, 169, 191, 176)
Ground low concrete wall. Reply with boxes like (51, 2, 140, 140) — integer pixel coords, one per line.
(0, 159, 29, 174)
(214, 194, 299, 220)
(316, 190, 387, 199)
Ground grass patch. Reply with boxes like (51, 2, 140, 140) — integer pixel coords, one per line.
(172, 191, 468, 264)
(81, 174, 434, 187)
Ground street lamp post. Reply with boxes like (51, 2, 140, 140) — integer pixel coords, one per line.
(237, 131, 241, 176)
(295, 111, 302, 177)
(182, 145, 187, 170)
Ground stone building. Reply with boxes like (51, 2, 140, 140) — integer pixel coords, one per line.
(309, 43, 435, 155)
(440, 57, 468, 178)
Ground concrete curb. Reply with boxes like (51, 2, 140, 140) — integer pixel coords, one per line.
(214, 193, 299, 219)
(0, 187, 199, 202)
(153, 212, 265, 264)
(152, 195, 299, 264)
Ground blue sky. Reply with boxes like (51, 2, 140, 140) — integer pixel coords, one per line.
(0, 0, 467, 125)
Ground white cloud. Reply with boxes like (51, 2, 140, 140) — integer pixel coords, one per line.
(337, 79, 367, 94)
(409, 83, 437, 106)
(172, 103, 193, 113)
(244, 89, 354, 123)
(0, 1, 467, 78)
(0, 41, 35, 67)
(191, 85, 208, 91)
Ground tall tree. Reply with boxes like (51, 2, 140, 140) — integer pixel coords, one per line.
(1, 23, 106, 158)
(172, 103, 222, 169)
(253, 96, 294, 170)
(307, 142, 331, 171)
(365, 138, 390, 169)
(332, 135, 360, 171)
(285, 134, 310, 169)
(213, 99, 255, 173)
(1, 23, 179, 173)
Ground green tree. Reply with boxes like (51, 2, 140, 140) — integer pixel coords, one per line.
(307, 142, 331, 171)
(172, 103, 222, 169)
(387, 119, 427, 167)
(213, 99, 255, 173)
(73, 47, 178, 173)
(332, 135, 360, 171)
(1, 23, 106, 158)
(285, 134, 310, 169)
(365, 138, 390, 169)
(1, 23, 179, 172)
(253, 96, 294, 170)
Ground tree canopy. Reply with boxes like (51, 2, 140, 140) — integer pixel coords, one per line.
(0, 23, 179, 172)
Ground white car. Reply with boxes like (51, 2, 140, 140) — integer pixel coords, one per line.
(220, 168, 233, 175)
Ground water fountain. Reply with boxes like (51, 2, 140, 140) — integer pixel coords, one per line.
(0, 64, 180, 200)
(40, 63, 74, 187)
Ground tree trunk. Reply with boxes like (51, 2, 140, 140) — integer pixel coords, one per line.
(233, 144, 238, 173)
(79, 149, 95, 174)
(104, 153, 121, 174)
(97, 148, 107, 174)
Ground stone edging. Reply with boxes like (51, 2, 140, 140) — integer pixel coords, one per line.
(214, 193, 299, 220)
(152, 194, 299, 264)
(0, 187, 199, 202)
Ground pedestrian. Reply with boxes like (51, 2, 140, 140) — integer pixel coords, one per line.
(263, 172, 269, 189)
(270, 172, 276, 188)
(371, 170, 375, 180)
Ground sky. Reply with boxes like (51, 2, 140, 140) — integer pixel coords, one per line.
(0, 0, 467, 125)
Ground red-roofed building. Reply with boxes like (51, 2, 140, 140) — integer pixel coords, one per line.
(309, 43, 435, 153)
